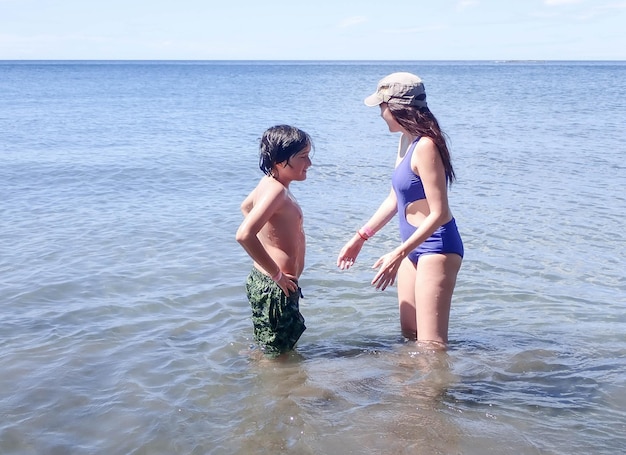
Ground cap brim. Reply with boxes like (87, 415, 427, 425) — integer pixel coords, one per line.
(364, 92, 383, 107)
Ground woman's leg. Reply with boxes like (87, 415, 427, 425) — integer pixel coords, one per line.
(397, 257, 418, 339)
(414, 253, 462, 345)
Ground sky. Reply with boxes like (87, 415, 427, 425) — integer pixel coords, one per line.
(1, 0, 625, 60)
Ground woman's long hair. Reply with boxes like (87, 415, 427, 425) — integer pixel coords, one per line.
(387, 104, 456, 184)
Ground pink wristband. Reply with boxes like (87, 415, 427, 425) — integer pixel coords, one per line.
(271, 270, 282, 282)
(358, 226, 375, 240)
(361, 226, 375, 238)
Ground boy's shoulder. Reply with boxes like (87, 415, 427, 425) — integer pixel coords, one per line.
(253, 176, 288, 201)
(256, 174, 284, 190)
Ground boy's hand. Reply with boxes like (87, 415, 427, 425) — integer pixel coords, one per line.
(275, 272, 298, 295)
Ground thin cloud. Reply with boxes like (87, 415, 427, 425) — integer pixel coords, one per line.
(573, 1, 626, 19)
(457, 0, 479, 10)
(538, 1, 626, 20)
(599, 1, 626, 9)
(338, 16, 367, 28)
(544, 0, 584, 5)
(383, 25, 447, 35)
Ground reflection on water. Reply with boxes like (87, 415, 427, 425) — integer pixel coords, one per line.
(231, 343, 463, 455)
(209, 329, 624, 455)
(1, 287, 624, 454)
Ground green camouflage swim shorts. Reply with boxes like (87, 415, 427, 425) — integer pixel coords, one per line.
(245, 268, 306, 358)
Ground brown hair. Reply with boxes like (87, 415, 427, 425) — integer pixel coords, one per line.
(387, 104, 456, 184)
(258, 125, 312, 177)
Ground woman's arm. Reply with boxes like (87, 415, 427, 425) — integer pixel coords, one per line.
(337, 187, 397, 270)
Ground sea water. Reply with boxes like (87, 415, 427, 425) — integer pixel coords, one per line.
(1, 60, 625, 454)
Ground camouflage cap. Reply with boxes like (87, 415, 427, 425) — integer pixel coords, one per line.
(364, 72, 428, 108)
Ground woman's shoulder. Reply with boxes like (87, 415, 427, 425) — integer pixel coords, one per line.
(412, 137, 444, 174)
(414, 136, 437, 154)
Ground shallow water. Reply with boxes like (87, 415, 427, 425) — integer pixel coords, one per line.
(1, 60, 625, 454)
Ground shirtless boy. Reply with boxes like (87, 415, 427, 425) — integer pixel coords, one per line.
(236, 125, 313, 358)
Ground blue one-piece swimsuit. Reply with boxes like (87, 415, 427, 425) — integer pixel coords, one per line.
(391, 138, 464, 264)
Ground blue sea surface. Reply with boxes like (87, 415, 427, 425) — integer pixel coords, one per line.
(1, 60, 625, 454)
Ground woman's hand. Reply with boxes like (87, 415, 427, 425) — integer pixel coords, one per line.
(371, 248, 405, 291)
(337, 235, 366, 270)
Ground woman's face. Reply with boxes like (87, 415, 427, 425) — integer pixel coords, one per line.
(379, 103, 403, 133)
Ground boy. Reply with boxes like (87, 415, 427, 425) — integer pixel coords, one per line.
(236, 125, 312, 358)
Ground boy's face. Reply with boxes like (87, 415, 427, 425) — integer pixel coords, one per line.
(280, 144, 312, 182)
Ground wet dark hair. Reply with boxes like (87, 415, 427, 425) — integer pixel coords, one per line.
(259, 125, 312, 177)
(387, 104, 456, 184)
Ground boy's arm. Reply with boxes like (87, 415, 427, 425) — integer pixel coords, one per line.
(236, 183, 297, 295)
(240, 190, 254, 216)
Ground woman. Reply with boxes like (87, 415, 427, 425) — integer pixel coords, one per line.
(337, 72, 463, 347)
